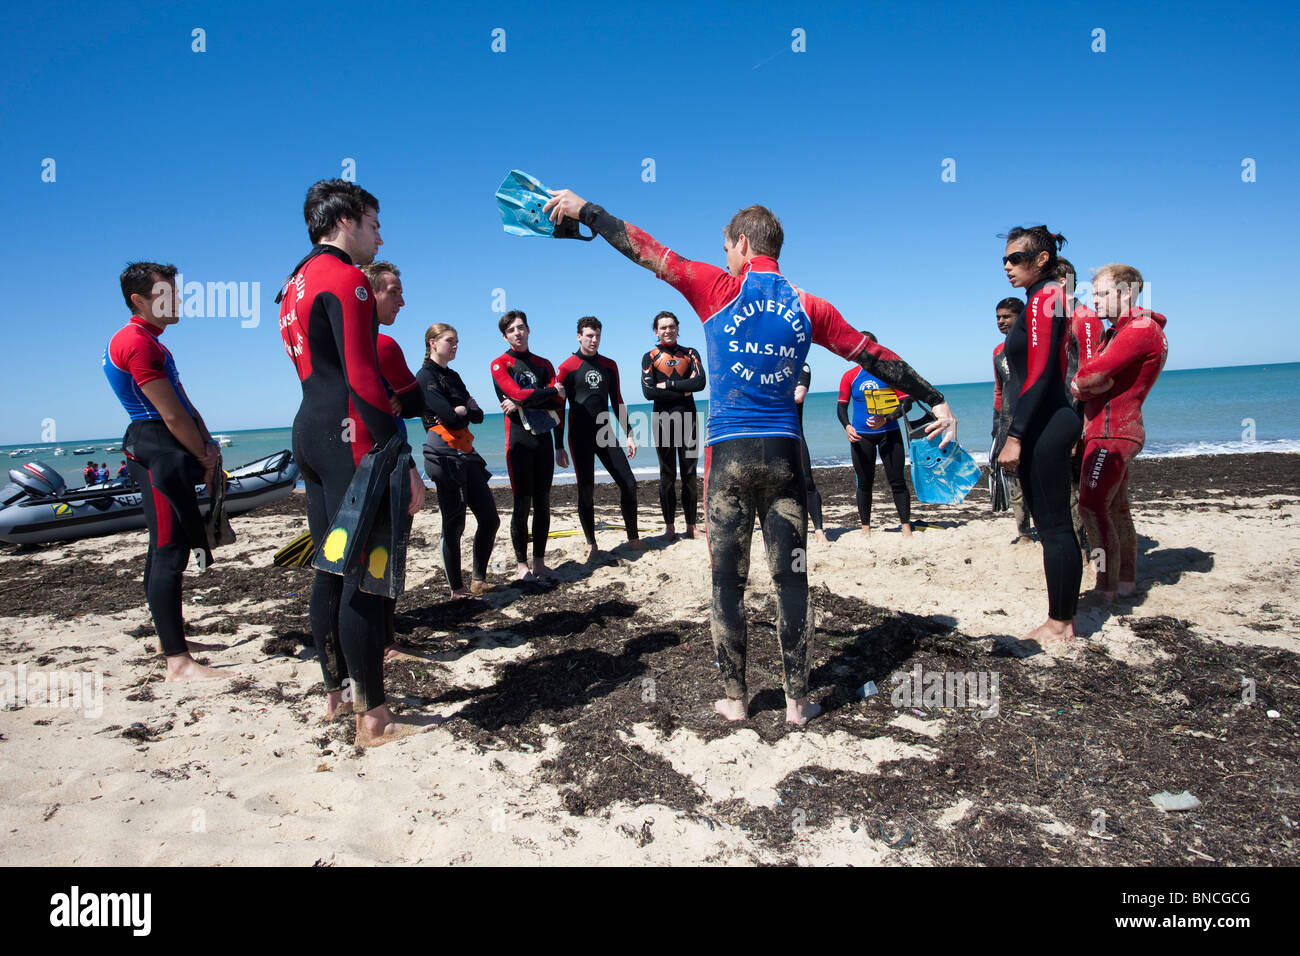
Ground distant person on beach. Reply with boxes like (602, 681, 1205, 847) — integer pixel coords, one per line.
(1072, 263, 1168, 602)
(97, 463, 110, 483)
(419, 322, 499, 596)
(542, 187, 956, 724)
(992, 297, 1032, 543)
(104, 261, 225, 682)
(641, 311, 705, 541)
(361, 261, 433, 659)
(837, 332, 913, 539)
(1059, 256, 1096, 559)
(556, 315, 643, 560)
(996, 225, 1083, 645)
(794, 362, 826, 543)
(490, 310, 565, 582)
(82, 461, 96, 485)
(117, 460, 128, 479)
(278, 179, 430, 747)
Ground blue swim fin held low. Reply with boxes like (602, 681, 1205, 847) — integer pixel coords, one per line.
(905, 407, 981, 505)
(496, 169, 595, 240)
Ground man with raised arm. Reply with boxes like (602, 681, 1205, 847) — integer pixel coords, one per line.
(542, 189, 957, 725)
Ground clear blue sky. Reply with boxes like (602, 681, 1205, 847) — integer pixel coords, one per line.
(5, 0, 1298, 443)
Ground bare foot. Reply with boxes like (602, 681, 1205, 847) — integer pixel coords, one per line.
(663, 527, 678, 542)
(325, 689, 353, 721)
(1024, 617, 1076, 645)
(384, 644, 435, 663)
(812, 529, 828, 543)
(786, 696, 822, 725)
(515, 562, 532, 580)
(532, 561, 555, 580)
(624, 538, 646, 551)
(185, 639, 225, 652)
(900, 523, 914, 539)
(469, 578, 492, 596)
(684, 525, 700, 539)
(164, 654, 228, 682)
(355, 710, 446, 748)
(861, 524, 872, 537)
(584, 543, 600, 562)
(448, 588, 470, 599)
(714, 697, 747, 721)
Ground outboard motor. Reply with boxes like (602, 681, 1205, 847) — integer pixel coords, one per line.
(8, 461, 67, 499)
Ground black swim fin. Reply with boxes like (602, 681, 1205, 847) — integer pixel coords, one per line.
(312, 434, 407, 586)
(357, 448, 413, 598)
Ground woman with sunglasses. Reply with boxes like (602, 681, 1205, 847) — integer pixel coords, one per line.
(997, 226, 1083, 644)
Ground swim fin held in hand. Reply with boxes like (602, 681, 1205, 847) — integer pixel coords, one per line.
(905, 407, 981, 506)
(496, 169, 595, 240)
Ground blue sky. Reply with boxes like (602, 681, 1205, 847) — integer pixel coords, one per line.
(4, 0, 1298, 443)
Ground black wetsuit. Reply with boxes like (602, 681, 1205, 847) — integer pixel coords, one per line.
(556, 350, 639, 543)
(278, 245, 399, 714)
(490, 348, 563, 565)
(641, 343, 704, 528)
(417, 359, 499, 590)
(1005, 279, 1083, 621)
(795, 363, 824, 531)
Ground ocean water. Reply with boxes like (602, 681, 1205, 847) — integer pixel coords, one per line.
(6, 362, 1298, 490)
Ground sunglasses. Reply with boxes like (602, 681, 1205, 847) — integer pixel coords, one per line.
(1002, 251, 1036, 266)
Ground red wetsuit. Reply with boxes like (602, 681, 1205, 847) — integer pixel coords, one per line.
(1075, 308, 1169, 591)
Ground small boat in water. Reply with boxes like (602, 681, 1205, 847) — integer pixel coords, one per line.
(0, 450, 299, 545)
(212, 434, 234, 447)
(52, 448, 66, 456)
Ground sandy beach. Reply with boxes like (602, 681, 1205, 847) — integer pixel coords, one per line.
(2, 453, 1297, 866)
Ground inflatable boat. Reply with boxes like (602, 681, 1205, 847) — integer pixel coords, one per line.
(0, 450, 299, 545)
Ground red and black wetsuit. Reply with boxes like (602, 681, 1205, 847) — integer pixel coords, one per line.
(490, 348, 564, 565)
(641, 342, 705, 528)
(576, 200, 943, 701)
(1075, 308, 1169, 592)
(103, 315, 209, 657)
(418, 359, 499, 590)
(1004, 279, 1083, 621)
(278, 244, 397, 714)
(556, 350, 639, 544)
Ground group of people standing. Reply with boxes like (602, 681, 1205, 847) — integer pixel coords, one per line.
(101, 176, 1164, 747)
(989, 227, 1168, 646)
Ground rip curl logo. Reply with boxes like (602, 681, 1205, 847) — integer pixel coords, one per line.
(585, 369, 603, 389)
(355, 286, 368, 301)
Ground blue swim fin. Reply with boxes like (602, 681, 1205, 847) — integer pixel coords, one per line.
(905, 408, 981, 505)
(496, 169, 595, 240)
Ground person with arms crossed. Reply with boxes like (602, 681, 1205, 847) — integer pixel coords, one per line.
(1072, 264, 1168, 603)
(641, 311, 705, 541)
(490, 310, 566, 583)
